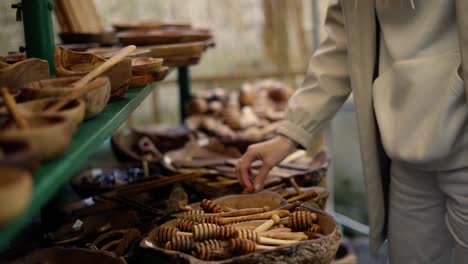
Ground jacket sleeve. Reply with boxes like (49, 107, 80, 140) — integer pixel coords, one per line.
(277, 0, 351, 148)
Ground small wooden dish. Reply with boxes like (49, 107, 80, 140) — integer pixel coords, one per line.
(153, 66, 170, 82)
(0, 139, 39, 173)
(131, 57, 163, 74)
(22, 76, 111, 119)
(163, 54, 201, 67)
(117, 28, 212, 46)
(130, 74, 153, 87)
(54, 46, 132, 100)
(0, 115, 75, 161)
(0, 58, 50, 92)
(113, 21, 192, 31)
(0, 165, 32, 226)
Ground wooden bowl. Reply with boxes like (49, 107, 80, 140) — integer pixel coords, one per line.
(131, 57, 163, 74)
(117, 28, 212, 46)
(15, 247, 127, 264)
(0, 139, 39, 173)
(141, 205, 340, 264)
(113, 21, 191, 31)
(152, 66, 169, 82)
(163, 54, 201, 67)
(0, 165, 32, 226)
(21, 76, 111, 119)
(0, 58, 49, 92)
(0, 52, 27, 64)
(0, 98, 86, 129)
(214, 191, 287, 210)
(54, 46, 132, 100)
(0, 115, 75, 161)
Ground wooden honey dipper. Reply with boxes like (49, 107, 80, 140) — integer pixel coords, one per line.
(278, 211, 318, 231)
(200, 199, 224, 213)
(1, 87, 30, 130)
(195, 239, 275, 261)
(165, 236, 194, 253)
(206, 210, 290, 225)
(152, 226, 192, 243)
(233, 229, 298, 246)
(179, 206, 271, 222)
(176, 219, 197, 232)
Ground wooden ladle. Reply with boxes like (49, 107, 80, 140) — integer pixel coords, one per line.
(46, 45, 137, 113)
(1, 87, 30, 130)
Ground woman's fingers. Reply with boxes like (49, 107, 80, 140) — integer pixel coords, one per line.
(253, 161, 273, 192)
(237, 149, 257, 191)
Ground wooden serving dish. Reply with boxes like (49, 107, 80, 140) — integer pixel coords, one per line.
(22, 76, 111, 119)
(145, 42, 206, 58)
(0, 115, 75, 161)
(129, 66, 169, 87)
(0, 165, 32, 226)
(0, 98, 86, 129)
(0, 58, 49, 92)
(131, 57, 163, 74)
(54, 47, 132, 100)
(141, 196, 340, 264)
(71, 163, 167, 198)
(13, 246, 127, 264)
(0, 139, 39, 173)
(113, 21, 191, 31)
(117, 28, 212, 46)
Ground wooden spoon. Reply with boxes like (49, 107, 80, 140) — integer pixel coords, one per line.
(1, 87, 30, 130)
(46, 45, 136, 113)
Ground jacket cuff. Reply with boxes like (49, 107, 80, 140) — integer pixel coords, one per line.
(276, 120, 317, 149)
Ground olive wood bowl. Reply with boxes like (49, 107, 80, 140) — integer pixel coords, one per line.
(54, 46, 132, 100)
(0, 139, 39, 173)
(0, 165, 32, 226)
(131, 57, 164, 74)
(0, 115, 75, 161)
(0, 58, 49, 92)
(21, 76, 111, 119)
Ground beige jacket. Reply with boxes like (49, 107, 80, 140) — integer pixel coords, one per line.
(277, 0, 468, 254)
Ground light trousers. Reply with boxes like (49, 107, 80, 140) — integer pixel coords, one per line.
(389, 161, 468, 263)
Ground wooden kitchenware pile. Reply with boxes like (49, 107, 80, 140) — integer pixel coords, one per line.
(141, 192, 341, 263)
(184, 80, 294, 152)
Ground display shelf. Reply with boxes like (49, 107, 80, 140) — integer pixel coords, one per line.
(0, 81, 162, 250)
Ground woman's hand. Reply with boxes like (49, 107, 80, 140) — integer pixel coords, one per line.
(235, 135, 298, 192)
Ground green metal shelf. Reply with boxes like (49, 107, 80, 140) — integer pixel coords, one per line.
(0, 81, 163, 250)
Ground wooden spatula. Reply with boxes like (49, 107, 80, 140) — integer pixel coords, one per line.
(46, 45, 136, 113)
(1, 87, 30, 130)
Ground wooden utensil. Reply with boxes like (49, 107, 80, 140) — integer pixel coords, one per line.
(210, 210, 290, 225)
(1, 87, 30, 130)
(234, 229, 298, 246)
(46, 45, 136, 112)
(254, 214, 281, 233)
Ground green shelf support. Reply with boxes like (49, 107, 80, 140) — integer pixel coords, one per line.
(0, 82, 163, 251)
(22, 0, 55, 74)
(177, 66, 191, 122)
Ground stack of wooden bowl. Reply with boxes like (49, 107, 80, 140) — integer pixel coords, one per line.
(141, 191, 341, 263)
(114, 20, 214, 67)
(184, 80, 294, 152)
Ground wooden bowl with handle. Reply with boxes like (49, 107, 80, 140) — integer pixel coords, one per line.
(0, 165, 32, 226)
(21, 76, 111, 119)
(0, 139, 39, 174)
(54, 46, 132, 100)
(0, 115, 75, 161)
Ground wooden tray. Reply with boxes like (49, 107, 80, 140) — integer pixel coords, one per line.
(113, 21, 191, 31)
(144, 42, 206, 58)
(117, 29, 212, 46)
(59, 31, 118, 46)
(54, 46, 132, 100)
(0, 59, 49, 92)
(140, 202, 340, 264)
